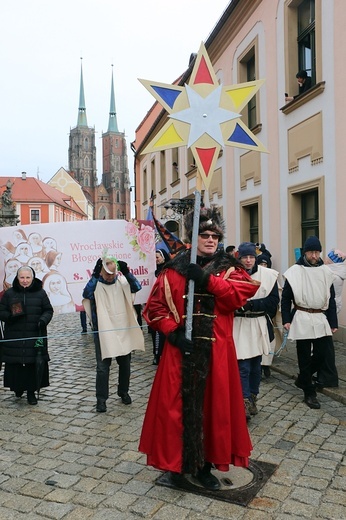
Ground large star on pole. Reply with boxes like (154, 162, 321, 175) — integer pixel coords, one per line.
(139, 42, 267, 189)
(170, 84, 240, 148)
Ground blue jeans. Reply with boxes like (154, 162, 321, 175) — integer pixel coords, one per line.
(238, 355, 262, 399)
(94, 334, 131, 401)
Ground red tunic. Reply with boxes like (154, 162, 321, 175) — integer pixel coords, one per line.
(139, 265, 259, 473)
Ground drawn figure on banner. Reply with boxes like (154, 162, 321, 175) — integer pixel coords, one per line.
(3, 258, 21, 290)
(42, 237, 57, 260)
(12, 229, 27, 246)
(42, 271, 75, 314)
(14, 242, 33, 265)
(28, 257, 50, 281)
(28, 232, 44, 258)
(46, 251, 63, 271)
(0, 243, 15, 262)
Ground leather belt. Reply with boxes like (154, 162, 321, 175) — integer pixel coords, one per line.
(294, 305, 323, 314)
(234, 311, 266, 318)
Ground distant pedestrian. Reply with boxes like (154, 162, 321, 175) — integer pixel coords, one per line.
(151, 248, 170, 365)
(80, 309, 87, 334)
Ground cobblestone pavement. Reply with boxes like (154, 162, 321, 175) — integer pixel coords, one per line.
(0, 313, 345, 520)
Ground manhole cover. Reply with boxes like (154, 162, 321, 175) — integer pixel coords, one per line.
(156, 459, 277, 506)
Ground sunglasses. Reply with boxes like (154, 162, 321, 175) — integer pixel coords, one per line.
(199, 233, 220, 240)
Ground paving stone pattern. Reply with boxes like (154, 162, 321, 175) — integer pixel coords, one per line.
(0, 313, 345, 519)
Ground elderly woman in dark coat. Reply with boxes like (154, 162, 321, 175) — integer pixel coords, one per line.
(0, 266, 53, 405)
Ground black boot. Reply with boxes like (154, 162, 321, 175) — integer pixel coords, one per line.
(27, 391, 37, 405)
(196, 462, 221, 490)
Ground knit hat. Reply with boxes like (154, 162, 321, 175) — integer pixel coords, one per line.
(184, 207, 225, 241)
(238, 242, 257, 258)
(327, 249, 346, 263)
(256, 253, 272, 268)
(303, 236, 322, 253)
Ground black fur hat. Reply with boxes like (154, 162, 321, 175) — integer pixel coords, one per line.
(184, 207, 225, 241)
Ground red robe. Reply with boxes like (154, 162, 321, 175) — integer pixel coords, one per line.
(139, 262, 259, 473)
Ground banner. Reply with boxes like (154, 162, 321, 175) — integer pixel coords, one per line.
(0, 219, 156, 314)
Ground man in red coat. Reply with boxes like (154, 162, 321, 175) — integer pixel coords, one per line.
(139, 208, 259, 490)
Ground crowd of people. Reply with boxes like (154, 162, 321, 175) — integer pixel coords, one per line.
(0, 209, 345, 492)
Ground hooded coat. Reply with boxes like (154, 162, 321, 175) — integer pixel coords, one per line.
(0, 271, 53, 365)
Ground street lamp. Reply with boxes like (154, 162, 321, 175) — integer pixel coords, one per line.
(161, 197, 196, 215)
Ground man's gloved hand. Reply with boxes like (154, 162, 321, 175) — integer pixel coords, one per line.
(187, 263, 210, 289)
(237, 300, 253, 312)
(168, 328, 194, 355)
(118, 260, 129, 275)
(92, 258, 103, 278)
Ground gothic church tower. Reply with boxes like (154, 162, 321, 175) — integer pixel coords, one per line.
(100, 66, 130, 220)
(68, 62, 130, 220)
(68, 60, 97, 197)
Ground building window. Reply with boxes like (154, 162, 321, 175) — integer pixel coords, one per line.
(99, 206, 107, 220)
(151, 159, 156, 195)
(249, 204, 259, 243)
(116, 191, 120, 203)
(285, 0, 319, 99)
(172, 148, 179, 182)
(287, 178, 323, 265)
(247, 55, 257, 129)
(143, 168, 148, 202)
(115, 177, 120, 189)
(84, 138, 89, 151)
(160, 151, 166, 191)
(301, 189, 319, 242)
(30, 209, 40, 223)
(297, 0, 315, 83)
(240, 198, 261, 243)
(238, 40, 259, 130)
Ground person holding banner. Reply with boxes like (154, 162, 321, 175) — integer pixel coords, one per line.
(83, 253, 144, 413)
(140, 207, 260, 490)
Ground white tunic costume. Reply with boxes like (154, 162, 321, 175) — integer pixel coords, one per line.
(233, 266, 279, 360)
(83, 275, 144, 359)
(283, 264, 334, 340)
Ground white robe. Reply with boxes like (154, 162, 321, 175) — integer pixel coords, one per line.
(83, 275, 144, 360)
(233, 266, 279, 360)
(283, 264, 334, 340)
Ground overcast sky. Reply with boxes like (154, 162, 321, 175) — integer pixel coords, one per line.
(1, 0, 229, 184)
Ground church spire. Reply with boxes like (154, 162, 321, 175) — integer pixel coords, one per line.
(77, 58, 88, 127)
(108, 65, 119, 132)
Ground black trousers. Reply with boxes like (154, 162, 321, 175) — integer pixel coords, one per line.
(296, 336, 337, 396)
(315, 335, 339, 386)
(94, 333, 131, 401)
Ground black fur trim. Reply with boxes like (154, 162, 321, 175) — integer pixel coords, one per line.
(169, 250, 242, 474)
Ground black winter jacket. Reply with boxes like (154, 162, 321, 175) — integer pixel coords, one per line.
(0, 275, 53, 364)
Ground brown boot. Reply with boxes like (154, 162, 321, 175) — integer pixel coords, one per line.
(244, 398, 252, 421)
(250, 393, 258, 415)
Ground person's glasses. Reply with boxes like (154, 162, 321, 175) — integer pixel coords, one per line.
(199, 233, 220, 241)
